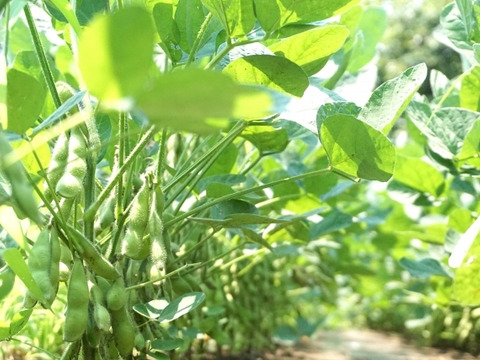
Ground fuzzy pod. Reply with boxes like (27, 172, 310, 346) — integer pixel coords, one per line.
(63, 259, 89, 342)
(0, 130, 42, 223)
(110, 305, 135, 358)
(106, 277, 127, 312)
(56, 127, 87, 198)
(44, 132, 69, 200)
(68, 225, 120, 280)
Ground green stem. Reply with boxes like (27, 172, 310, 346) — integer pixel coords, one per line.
(169, 228, 218, 267)
(164, 120, 246, 196)
(125, 263, 200, 291)
(164, 167, 331, 228)
(186, 12, 213, 66)
(205, 39, 258, 70)
(156, 128, 168, 181)
(84, 126, 156, 222)
(24, 4, 62, 109)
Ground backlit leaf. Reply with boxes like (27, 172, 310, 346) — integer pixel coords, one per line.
(78, 7, 155, 101)
(223, 55, 308, 96)
(268, 25, 349, 76)
(319, 114, 395, 181)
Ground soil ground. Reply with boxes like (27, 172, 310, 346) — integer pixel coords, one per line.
(264, 330, 479, 360)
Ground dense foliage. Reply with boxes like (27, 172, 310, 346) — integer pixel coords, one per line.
(2, 0, 480, 359)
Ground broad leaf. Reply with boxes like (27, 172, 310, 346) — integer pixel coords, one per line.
(152, 3, 182, 62)
(268, 25, 349, 76)
(175, 0, 206, 53)
(138, 69, 290, 132)
(9, 309, 32, 337)
(241, 125, 289, 154)
(460, 65, 480, 111)
(78, 7, 155, 101)
(458, 119, 480, 167)
(210, 199, 258, 219)
(453, 236, 480, 305)
(45, 0, 82, 35)
(223, 55, 309, 97)
(0, 270, 15, 302)
(347, 7, 387, 72)
(310, 209, 353, 238)
(202, 0, 255, 38)
(151, 338, 184, 352)
(254, 0, 360, 33)
(7, 68, 45, 134)
(359, 63, 427, 135)
(319, 114, 396, 181)
(160, 292, 206, 323)
(399, 258, 451, 279)
(316, 101, 361, 130)
(449, 216, 480, 269)
(393, 155, 445, 197)
(440, 2, 472, 50)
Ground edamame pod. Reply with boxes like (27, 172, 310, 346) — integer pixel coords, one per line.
(44, 132, 69, 201)
(106, 277, 127, 311)
(68, 225, 120, 280)
(63, 258, 89, 342)
(110, 305, 135, 357)
(0, 130, 42, 223)
(56, 127, 87, 198)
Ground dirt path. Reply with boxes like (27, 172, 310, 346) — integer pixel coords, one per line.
(265, 330, 479, 360)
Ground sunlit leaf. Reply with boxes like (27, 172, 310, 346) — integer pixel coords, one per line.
(310, 209, 353, 238)
(393, 155, 445, 197)
(203, 0, 255, 37)
(268, 25, 349, 76)
(9, 309, 32, 336)
(151, 338, 184, 351)
(359, 63, 427, 135)
(399, 257, 451, 279)
(460, 65, 480, 111)
(254, 0, 360, 32)
(2, 248, 46, 303)
(7, 68, 45, 134)
(241, 125, 289, 154)
(319, 114, 395, 181)
(223, 55, 309, 96)
(78, 7, 155, 101)
(453, 237, 480, 305)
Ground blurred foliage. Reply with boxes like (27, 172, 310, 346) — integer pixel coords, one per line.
(369, 0, 462, 94)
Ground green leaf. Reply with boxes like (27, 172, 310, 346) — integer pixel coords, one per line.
(358, 63, 427, 135)
(393, 155, 445, 197)
(268, 25, 349, 76)
(7, 68, 45, 134)
(191, 214, 286, 228)
(198, 174, 245, 193)
(2, 248, 46, 303)
(210, 199, 258, 219)
(175, 0, 206, 53)
(254, 0, 360, 33)
(460, 65, 480, 111)
(453, 235, 480, 305)
(202, 0, 255, 38)
(78, 7, 155, 101)
(440, 2, 472, 50)
(399, 258, 451, 279)
(151, 338, 184, 352)
(408, 104, 480, 159)
(241, 125, 289, 155)
(152, 2, 182, 62)
(45, 0, 82, 35)
(310, 209, 352, 238)
(316, 101, 361, 129)
(347, 7, 387, 72)
(0, 270, 15, 302)
(223, 55, 309, 97)
(9, 309, 32, 336)
(319, 114, 395, 181)
(137, 69, 290, 133)
(240, 228, 273, 250)
(159, 292, 206, 323)
(45, 0, 104, 27)
(458, 119, 480, 167)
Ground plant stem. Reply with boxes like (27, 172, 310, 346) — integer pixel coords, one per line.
(186, 12, 213, 66)
(24, 4, 62, 109)
(164, 167, 331, 228)
(84, 126, 156, 222)
(125, 263, 200, 291)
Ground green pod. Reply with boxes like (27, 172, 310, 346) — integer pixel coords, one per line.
(90, 284, 111, 332)
(44, 132, 69, 201)
(56, 127, 87, 198)
(121, 229, 151, 261)
(149, 198, 167, 269)
(110, 305, 135, 358)
(47, 227, 61, 304)
(127, 179, 150, 233)
(27, 228, 52, 305)
(106, 277, 127, 312)
(68, 225, 120, 280)
(86, 304, 101, 348)
(0, 130, 42, 223)
(95, 193, 115, 231)
(63, 259, 89, 342)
